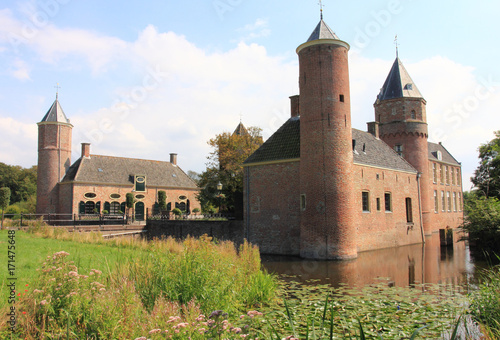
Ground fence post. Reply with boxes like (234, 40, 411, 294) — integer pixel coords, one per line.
(48, 213, 51, 225)
(20, 213, 23, 228)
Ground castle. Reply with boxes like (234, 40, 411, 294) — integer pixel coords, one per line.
(243, 18, 463, 259)
(36, 95, 200, 221)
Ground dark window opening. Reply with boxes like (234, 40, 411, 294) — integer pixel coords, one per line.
(300, 194, 306, 211)
(376, 198, 381, 211)
(385, 193, 392, 212)
(362, 192, 370, 212)
(339, 94, 345, 102)
(406, 198, 413, 223)
(110, 202, 121, 214)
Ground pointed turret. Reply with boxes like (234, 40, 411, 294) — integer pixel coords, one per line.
(374, 56, 431, 235)
(377, 58, 423, 102)
(233, 122, 249, 136)
(36, 97, 73, 215)
(297, 18, 357, 260)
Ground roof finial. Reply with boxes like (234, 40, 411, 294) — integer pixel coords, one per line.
(394, 35, 399, 58)
(318, 0, 324, 20)
(240, 112, 243, 123)
(54, 83, 61, 100)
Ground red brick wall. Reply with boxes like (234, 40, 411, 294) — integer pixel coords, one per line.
(36, 123, 72, 215)
(353, 164, 423, 252)
(69, 183, 200, 217)
(298, 41, 357, 260)
(244, 162, 301, 256)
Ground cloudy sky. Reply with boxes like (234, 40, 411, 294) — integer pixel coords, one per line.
(1, 0, 499, 190)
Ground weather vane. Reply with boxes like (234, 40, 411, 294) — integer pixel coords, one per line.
(394, 35, 399, 58)
(318, 0, 324, 20)
(54, 83, 61, 100)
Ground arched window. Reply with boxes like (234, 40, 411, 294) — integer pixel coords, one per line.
(104, 202, 111, 213)
(176, 202, 186, 212)
(120, 202, 126, 214)
(110, 202, 121, 214)
(79, 201, 85, 215)
(85, 201, 96, 214)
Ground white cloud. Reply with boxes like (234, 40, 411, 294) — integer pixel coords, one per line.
(9, 58, 31, 80)
(235, 18, 271, 42)
(0, 117, 37, 167)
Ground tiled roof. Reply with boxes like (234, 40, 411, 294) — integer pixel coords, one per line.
(41, 99, 71, 124)
(244, 117, 300, 164)
(307, 19, 340, 42)
(377, 58, 423, 101)
(244, 117, 417, 173)
(352, 129, 416, 172)
(428, 142, 460, 165)
(62, 155, 198, 189)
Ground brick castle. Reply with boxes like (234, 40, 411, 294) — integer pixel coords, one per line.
(243, 18, 463, 259)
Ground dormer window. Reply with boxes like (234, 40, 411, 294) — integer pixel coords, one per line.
(395, 144, 403, 156)
(436, 151, 442, 161)
(135, 175, 146, 192)
(404, 83, 413, 90)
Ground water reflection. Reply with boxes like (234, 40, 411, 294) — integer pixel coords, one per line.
(262, 232, 480, 288)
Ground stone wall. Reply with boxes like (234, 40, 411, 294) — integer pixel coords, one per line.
(146, 220, 245, 247)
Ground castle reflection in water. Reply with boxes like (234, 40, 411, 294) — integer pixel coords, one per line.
(262, 232, 479, 288)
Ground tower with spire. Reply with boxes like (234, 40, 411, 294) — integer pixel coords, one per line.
(36, 95, 73, 215)
(297, 17, 357, 259)
(373, 57, 432, 234)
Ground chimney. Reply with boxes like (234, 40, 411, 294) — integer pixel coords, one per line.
(367, 121, 379, 138)
(170, 153, 177, 165)
(290, 95, 300, 118)
(81, 143, 91, 158)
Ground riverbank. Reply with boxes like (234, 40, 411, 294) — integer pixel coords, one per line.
(0, 226, 496, 339)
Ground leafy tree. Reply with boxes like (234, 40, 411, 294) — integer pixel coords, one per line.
(471, 131, 500, 199)
(197, 126, 263, 214)
(0, 163, 37, 204)
(461, 191, 500, 253)
(0, 187, 11, 229)
(158, 190, 167, 211)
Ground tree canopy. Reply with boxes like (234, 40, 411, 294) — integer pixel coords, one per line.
(471, 131, 500, 199)
(197, 126, 263, 214)
(0, 163, 37, 204)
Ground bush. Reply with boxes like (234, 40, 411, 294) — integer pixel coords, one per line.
(158, 190, 167, 211)
(461, 194, 500, 252)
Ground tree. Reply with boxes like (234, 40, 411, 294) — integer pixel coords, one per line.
(158, 190, 167, 211)
(197, 127, 263, 214)
(0, 163, 37, 207)
(471, 131, 500, 199)
(0, 187, 11, 229)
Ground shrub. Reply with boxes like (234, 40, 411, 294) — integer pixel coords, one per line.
(158, 190, 167, 211)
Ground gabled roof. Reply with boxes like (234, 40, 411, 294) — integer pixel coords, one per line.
(352, 129, 417, 173)
(233, 122, 249, 136)
(62, 155, 198, 189)
(377, 58, 423, 101)
(244, 117, 300, 164)
(428, 142, 461, 166)
(244, 117, 417, 173)
(307, 19, 340, 42)
(40, 99, 71, 124)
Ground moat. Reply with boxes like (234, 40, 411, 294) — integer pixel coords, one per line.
(261, 231, 482, 288)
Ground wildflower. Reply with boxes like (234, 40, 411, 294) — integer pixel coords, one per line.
(99, 288, 106, 292)
(240, 315, 246, 319)
(134, 338, 147, 340)
(148, 329, 162, 335)
(33, 289, 43, 294)
(195, 314, 205, 322)
(40, 300, 48, 306)
(231, 327, 242, 334)
(247, 311, 263, 318)
(68, 271, 78, 277)
(167, 316, 181, 323)
(209, 310, 224, 319)
(198, 328, 206, 334)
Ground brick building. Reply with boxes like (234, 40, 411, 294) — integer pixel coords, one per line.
(243, 19, 463, 259)
(36, 97, 200, 221)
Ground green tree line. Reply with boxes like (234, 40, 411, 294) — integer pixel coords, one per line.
(0, 162, 37, 214)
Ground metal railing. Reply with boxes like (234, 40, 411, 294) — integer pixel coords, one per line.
(1, 213, 129, 227)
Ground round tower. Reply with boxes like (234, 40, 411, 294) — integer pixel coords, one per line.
(374, 57, 432, 234)
(298, 19, 357, 259)
(36, 97, 73, 215)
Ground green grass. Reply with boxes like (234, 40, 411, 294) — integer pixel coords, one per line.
(0, 229, 142, 300)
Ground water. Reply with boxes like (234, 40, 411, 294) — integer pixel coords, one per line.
(262, 232, 483, 288)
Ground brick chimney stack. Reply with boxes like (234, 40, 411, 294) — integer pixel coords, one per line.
(81, 143, 91, 158)
(290, 95, 300, 118)
(367, 121, 379, 138)
(170, 153, 177, 165)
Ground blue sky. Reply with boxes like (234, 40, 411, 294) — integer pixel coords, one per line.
(1, 0, 499, 190)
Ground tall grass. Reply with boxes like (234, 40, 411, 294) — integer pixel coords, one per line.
(469, 259, 500, 339)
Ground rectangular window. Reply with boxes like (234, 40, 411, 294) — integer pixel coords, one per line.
(440, 165, 444, 184)
(376, 198, 381, 211)
(445, 166, 450, 185)
(451, 168, 456, 185)
(434, 190, 438, 213)
(395, 145, 403, 156)
(384, 192, 392, 212)
(457, 169, 461, 186)
(433, 163, 437, 183)
(459, 193, 462, 211)
(406, 198, 413, 223)
(300, 194, 306, 211)
(339, 94, 345, 102)
(447, 192, 451, 212)
(135, 175, 146, 192)
(362, 192, 370, 212)
(441, 191, 445, 212)
(453, 192, 458, 212)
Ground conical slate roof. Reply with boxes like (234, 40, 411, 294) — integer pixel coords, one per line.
(40, 98, 70, 124)
(233, 122, 249, 136)
(307, 19, 339, 42)
(377, 58, 423, 101)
